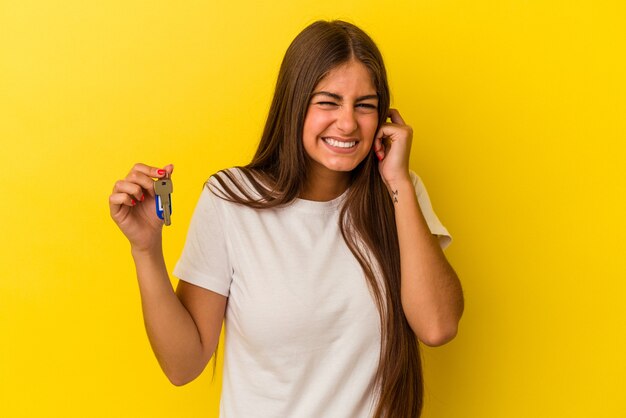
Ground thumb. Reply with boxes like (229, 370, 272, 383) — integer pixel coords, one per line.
(162, 164, 174, 177)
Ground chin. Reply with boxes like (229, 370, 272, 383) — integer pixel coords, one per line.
(323, 159, 361, 173)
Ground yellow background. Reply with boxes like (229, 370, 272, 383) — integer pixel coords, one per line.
(1, 0, 624, 417)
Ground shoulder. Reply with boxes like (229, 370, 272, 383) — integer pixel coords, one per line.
(207, 167, 245, 190)
(206, 167, 251, 196)
(206, 167, 270, 204)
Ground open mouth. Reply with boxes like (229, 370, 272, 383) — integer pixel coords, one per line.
(322, 137, 357, 149)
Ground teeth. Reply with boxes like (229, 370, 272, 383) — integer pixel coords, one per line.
(323, 138, 356, 148)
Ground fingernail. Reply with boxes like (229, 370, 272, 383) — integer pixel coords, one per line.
(157, 169, 166, 175)
(131, 199, 137, 206)
(140, 194, 145, 202)
(377, 154, 383, 161)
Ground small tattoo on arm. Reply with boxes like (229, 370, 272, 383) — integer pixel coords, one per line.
(392, 189, 398, 204)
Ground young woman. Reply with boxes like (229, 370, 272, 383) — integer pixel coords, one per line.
(109, 20, 463, 418)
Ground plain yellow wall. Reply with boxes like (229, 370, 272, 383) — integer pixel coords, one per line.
(1, 0, 625, 417)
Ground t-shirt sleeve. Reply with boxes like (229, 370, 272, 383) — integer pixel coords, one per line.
(173, 184, 232, 296)
(410, 171, 452, 250)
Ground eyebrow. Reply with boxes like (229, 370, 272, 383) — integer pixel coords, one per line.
(311, 91, 379, 102)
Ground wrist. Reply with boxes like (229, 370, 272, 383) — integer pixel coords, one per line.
(131, 239, 164, 261)
(384, 175, 414, 205)
(383, 171, 412, 191)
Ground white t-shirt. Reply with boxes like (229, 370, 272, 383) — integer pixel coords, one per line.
(173, 169, 451, 418)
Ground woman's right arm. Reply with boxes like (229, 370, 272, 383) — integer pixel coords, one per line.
(109, 163, 226, 386)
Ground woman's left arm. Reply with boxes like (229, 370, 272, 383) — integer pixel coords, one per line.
(374, 109, 464, 347)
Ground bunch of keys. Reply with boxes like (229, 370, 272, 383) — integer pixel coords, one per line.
(154, 174, 173, 226)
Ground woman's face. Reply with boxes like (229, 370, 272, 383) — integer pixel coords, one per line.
(302, 59, 379, 178)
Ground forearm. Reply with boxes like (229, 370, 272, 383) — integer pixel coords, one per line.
(131, 244, 210, 384)
(389, 176, 464, 346)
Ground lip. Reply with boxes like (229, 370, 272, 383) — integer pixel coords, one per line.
(321, 136, 360, 154)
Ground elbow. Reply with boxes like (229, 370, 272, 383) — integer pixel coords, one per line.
(418, 323, 459, 347)
(165, 369, 200, 387)
(167, 374, 191, 387)
(421, 291, 464, 347)
(159, 347, 216, 386)
(161, 361, 205, 387)
(410, 303, 464, 347)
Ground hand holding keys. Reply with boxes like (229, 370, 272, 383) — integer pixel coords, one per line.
(154, 174, 173, 226)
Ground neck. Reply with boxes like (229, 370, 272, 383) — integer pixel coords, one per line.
(300, 169, 350, 202)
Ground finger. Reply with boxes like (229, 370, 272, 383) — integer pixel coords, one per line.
(388, 108, 406, 125)
(109, 191, 138, 207)
(163, 163, 174, 177)
(124, 170, 157, 197)
(373, 132, 385, 161)
(112, 180, 146, 203)
(376, 122, 402, 142)
(125, 163, 174, 197)
(128, 163, 172, 179)
(108, 192, 137, 220)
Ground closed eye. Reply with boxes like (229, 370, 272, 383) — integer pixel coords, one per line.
(355, 103, 378, 113)
(316, 101, 340, 107)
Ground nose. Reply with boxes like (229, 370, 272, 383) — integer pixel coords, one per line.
(335, 106, 358, 134)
